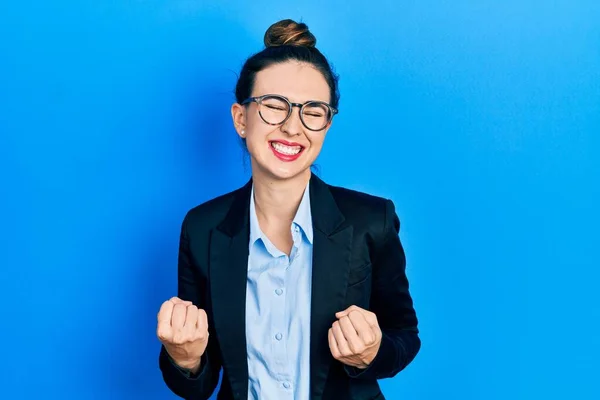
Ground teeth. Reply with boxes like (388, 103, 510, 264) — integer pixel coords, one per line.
(272, 142, 302, 155)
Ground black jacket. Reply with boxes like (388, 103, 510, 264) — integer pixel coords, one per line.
(159, 173, 420, 400)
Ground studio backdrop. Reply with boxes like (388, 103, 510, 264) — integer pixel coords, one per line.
(1, 1, 598, 399)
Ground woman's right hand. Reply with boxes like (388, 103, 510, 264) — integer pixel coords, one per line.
(157, 297, 209, 372)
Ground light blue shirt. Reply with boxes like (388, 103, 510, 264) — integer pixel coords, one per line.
(245, 182, 313, 400)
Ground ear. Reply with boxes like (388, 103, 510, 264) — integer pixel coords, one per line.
(231, 103, 246, 138)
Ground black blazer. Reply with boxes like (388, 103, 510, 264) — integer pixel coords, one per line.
(159, 173, 420, 400)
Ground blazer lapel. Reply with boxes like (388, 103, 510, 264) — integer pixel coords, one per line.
(209, 179, 252, 400)
(309, 174, 354, 400)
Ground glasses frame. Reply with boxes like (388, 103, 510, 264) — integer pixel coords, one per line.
(241, 94, 338, 132)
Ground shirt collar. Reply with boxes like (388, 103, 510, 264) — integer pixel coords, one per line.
(293, 181, 314, 244)
(249, 181, 313, 246)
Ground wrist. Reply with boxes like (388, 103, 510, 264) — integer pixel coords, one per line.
(167, 351, 202, 373)
(176, 358, 202, 372)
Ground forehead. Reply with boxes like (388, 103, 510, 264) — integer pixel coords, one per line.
(252, 61, 331, 103)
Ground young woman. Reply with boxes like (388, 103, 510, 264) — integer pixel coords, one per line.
(156, 19, 420, 400)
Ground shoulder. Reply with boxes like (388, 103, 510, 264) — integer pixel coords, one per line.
(181, 185, 245, 234)
(327, 183, 389, 212)
(324, 181, 399, 233)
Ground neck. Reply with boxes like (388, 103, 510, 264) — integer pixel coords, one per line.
(251, 167, 311, 224)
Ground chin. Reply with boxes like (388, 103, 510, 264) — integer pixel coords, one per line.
(256, 160, 311, 181)
(250, 147, 315, 181)
(270, 165, 310, 180)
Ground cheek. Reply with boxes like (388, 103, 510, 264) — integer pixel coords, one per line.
(307, 134, 326, 152)
(244, 126, 272, 154)
(244, 135, 261, 156)
(246, 111, 260, 128)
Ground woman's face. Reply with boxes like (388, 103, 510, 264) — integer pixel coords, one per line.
(232, 61, 333, 182)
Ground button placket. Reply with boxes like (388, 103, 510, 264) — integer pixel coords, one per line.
(271, 256, 287, 374)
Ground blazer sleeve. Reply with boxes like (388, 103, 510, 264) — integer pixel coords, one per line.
(346, 199, 421, 379)
(158, 213, 222, 400)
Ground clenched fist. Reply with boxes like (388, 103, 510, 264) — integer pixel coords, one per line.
(157, 296, 209, 372)
(328, 305, 382, 369)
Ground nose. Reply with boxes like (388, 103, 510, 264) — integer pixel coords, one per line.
(281, 105, 303, 136)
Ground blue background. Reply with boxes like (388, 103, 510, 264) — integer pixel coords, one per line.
(1, 1, 599, 399)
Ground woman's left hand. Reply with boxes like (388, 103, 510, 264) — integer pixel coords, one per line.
(328, 305, 382, 369)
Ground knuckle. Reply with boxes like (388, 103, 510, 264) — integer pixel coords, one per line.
(156, 327, 169, 341)
(187, 304, 198, 311)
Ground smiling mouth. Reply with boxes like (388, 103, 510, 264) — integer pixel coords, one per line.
(270, 141, 304, 156)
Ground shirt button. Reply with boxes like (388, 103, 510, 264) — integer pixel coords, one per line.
(283, 382, 291, 389)
(275, 333, 283, 340)
(275, 288, 283, 296)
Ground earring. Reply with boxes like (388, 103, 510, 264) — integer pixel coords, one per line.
(241, 130, 245, 136)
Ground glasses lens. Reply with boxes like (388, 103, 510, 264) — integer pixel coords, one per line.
(259, 96, 290, 125)
(302, 102, 331, 131)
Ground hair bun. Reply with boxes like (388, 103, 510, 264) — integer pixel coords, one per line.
(264, 19, 316, 48)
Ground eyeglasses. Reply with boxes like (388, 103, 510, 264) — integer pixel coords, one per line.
(241, 94, 338, 132)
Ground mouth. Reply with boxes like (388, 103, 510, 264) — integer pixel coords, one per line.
(269, 140, 305, 161)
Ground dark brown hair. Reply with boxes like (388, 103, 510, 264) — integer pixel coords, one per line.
(235, 19, 340, 109)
